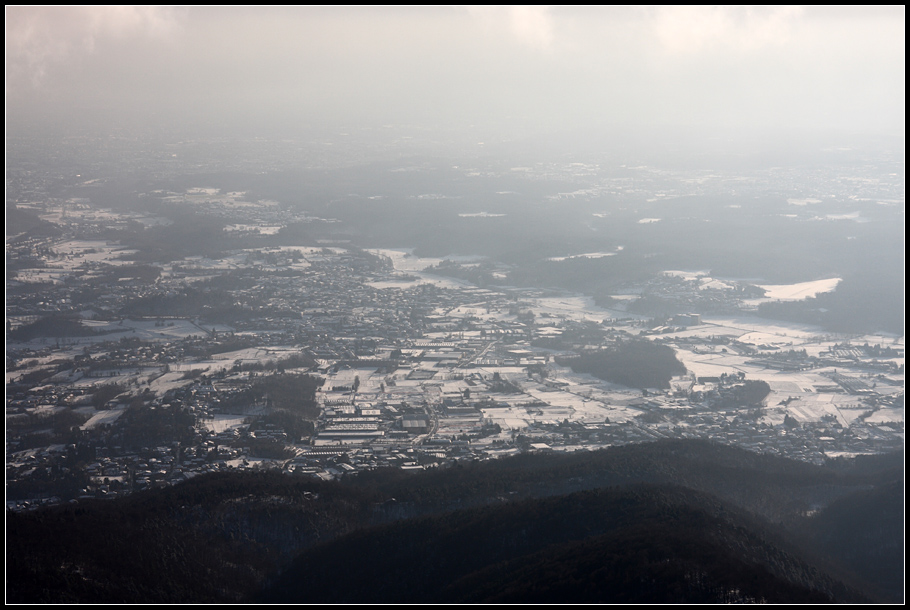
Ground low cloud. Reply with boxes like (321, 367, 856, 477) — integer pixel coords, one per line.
(466, 6, 555, 51)
(651, 6, 803, 55)
(6, 6, 184, 88)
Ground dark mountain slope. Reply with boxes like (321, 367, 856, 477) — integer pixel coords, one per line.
(6, 472, 380, 603)
(260, 485, 869, 603)
(803, 479, 905, 602)
(7, 440, 901, 603)
(349, 439, 876, 526)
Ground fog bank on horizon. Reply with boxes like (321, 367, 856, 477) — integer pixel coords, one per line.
(6, 6, 905, 142)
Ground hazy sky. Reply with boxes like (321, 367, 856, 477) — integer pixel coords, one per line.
(5, 6, 905, 138)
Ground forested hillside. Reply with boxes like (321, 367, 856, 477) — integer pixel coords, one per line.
(7, 440, 903, 603)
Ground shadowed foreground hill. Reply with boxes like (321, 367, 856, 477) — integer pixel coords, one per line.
(345, 438, 898, 528)
(804, 479, 904, 601)
(7, 440, 902, 603)
(6, 474, 380, 603)
(260, 485, 863, 603)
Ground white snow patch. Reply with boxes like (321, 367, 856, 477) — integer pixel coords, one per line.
(758, 278, 841, 301)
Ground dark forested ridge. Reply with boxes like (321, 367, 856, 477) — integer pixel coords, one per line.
(557, 340, 688, 389)
(804, 479, 905, 601)
(261, 485, 861, 604)
(7, 472, 379, 603)
(7, 440, 903, 603)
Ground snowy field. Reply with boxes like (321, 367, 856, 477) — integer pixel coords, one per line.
(81, 406, 127, 430)
(366, 278, 421, 290)
(7, 318, 228, 351)
(13, 269, 74, 284)
(865, 408, 905, 425)
(754, 278, 841, 301)
(673, 348, 748, 378)
(548, 248, 622, 262)
(367, 248, 484, 290)
(8, 240, 140, 283)
(664, 316, 834, 345)
(368, 248, 481, 273)
(224, 224, 284, 235)
(200, 414, 250, 434)
(775, 395, 869, 427)
(658, 271, 842, 305)
(52, 240, 138, 266)
(209, 346, 305, 364)
(529, 295, 638, 323)
(664, 269, 713, 281)
(148, 371, 197, 395)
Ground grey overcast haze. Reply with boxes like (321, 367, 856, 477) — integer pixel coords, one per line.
(5, 6, 905, 138)
(4, 7, 905, 603)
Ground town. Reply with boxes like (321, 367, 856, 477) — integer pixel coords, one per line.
(7, 180, 903, 512)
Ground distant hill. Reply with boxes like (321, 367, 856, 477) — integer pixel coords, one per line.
(6, 206, 62, 239)
(557, 340, 687, 389)
(8, 315, 100, 342)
